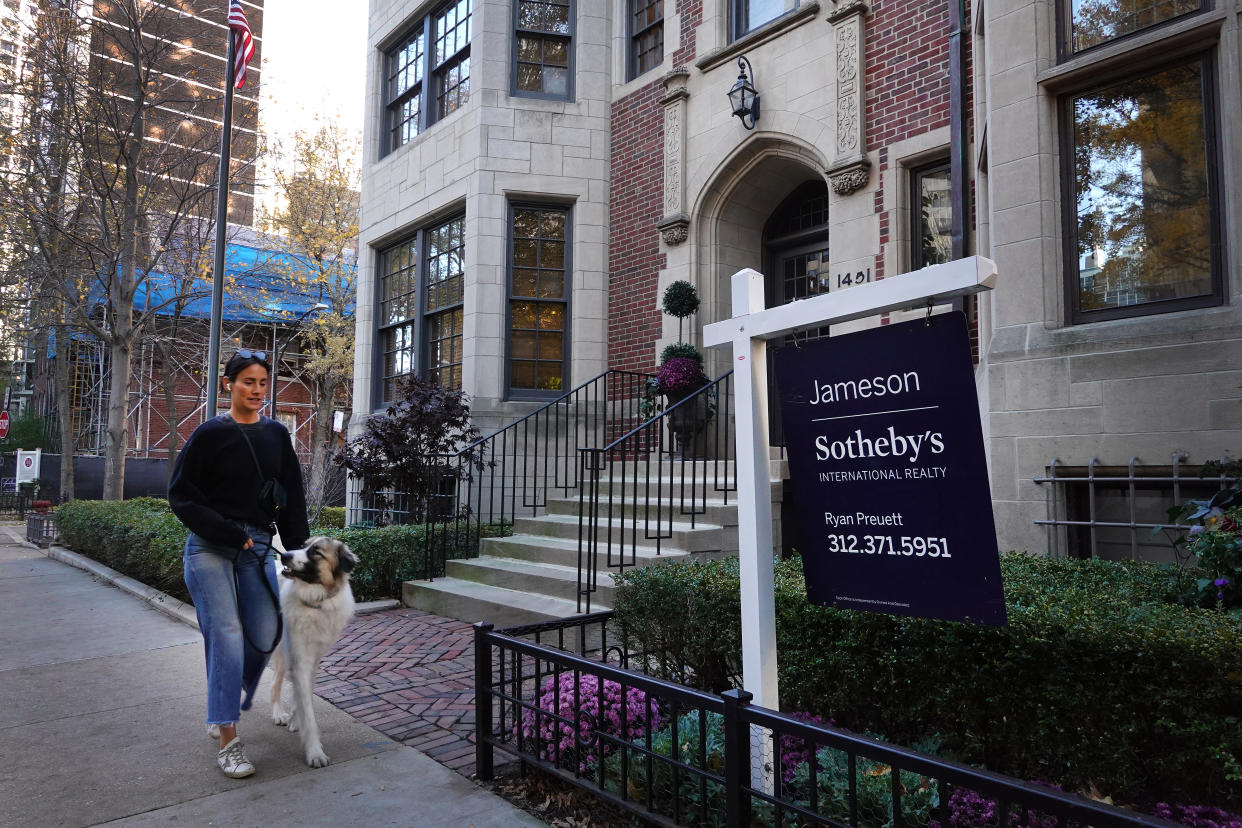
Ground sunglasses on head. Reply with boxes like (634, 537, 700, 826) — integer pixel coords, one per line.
(236, 349, 268, 361)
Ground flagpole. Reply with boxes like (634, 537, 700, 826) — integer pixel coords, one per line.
(206, 28, 237, 419)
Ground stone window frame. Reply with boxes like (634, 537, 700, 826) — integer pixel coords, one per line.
(1054, 0, 1208, 62)
(731, 0, 801, 43)
(374, 211, 468, 403)
(511, 0, 576, 101)
(627, 0, 664, 81)
(1055, 50, 1225, 325)
(505, 202, 573, 401)
(381, 0, 473, 158)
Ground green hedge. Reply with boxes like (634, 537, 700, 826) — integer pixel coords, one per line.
(54, 498, 189, 602)
(53, 499, 508, 603)
(317, 506, 346, 529)
(311, 522, 510, 601)
(611, 554, 1242, 810)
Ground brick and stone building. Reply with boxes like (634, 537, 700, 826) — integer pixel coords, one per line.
(355, 0, 1240, 567)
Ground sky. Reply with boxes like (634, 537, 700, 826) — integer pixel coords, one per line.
(256, 0, 368, 186)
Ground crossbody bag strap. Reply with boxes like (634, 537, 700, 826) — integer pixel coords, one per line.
(229, 416, 268, 483)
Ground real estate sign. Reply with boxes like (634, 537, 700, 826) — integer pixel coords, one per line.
(773, 312, 1006, 625)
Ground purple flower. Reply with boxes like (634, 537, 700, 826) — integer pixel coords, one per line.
(656, 357, 707, 394)
(518, 672, 661, 772)
(1154, 802, 1242, 828)
(1214, 578, 1230, 587)
(778, 711, 834, 783)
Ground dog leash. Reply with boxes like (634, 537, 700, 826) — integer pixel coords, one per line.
(235, 528, 284, 656)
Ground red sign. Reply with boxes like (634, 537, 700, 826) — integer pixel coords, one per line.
(0, 411, 9, 440)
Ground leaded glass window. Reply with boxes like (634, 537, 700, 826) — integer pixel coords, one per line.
(509, 206, 569, 395)
(382, 0, 472, 156)
(629, 0, 663, 80)
(911, 161, 953, 270)
(378, 238, 419, 401)
(514, 0, 572, 99)
(424, 216, 466, 390)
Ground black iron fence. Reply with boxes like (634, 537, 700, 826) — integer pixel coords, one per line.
(26, 513, 56, 547)
(577, 371, 736, 613)
(348, 370, 655, 580)
(474, 613, 1179, 828)
(0, 492, 32, 520)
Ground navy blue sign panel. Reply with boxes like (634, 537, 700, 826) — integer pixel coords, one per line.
(773, 312, 1006, 625)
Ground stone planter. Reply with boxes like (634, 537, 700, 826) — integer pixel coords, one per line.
(664, 383, 714, 458)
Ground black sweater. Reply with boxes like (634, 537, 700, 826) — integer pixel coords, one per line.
(168, 415, 309, 550)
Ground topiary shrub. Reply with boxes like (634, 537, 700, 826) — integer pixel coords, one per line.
(659, 342, 704, 366)
(611, 553, 1242, 810)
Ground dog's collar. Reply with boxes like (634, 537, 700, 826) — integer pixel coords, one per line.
(297, 584, 342, 608)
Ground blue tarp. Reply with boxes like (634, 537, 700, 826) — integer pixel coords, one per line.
(133, 242, 357, 323)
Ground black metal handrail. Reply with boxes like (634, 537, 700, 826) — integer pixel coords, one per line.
(473, 613, 1182, 828)
(350, 370, 656, 580)
(576, 371, 735, 613)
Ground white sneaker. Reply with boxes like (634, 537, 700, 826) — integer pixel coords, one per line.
(206, 723, 220, 739)
(216, 737, 255, 779)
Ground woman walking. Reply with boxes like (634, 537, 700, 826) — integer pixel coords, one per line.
(169, 349, 309, 778)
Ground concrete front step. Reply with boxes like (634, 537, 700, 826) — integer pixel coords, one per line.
(513, 513, 726, 552)
(478, 534, 694, 569)
(447, 555, 617, 606)
(403, 576, 595, 629)
(586, 476, 783, 500)
(544, 494, 739, 526)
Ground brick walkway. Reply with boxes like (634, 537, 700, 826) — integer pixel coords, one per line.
(315, 608, 483, 776)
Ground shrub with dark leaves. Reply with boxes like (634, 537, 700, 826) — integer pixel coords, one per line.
(334, 373, 480, 524)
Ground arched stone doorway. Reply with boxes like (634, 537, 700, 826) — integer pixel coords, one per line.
(691, 136, 832, 446)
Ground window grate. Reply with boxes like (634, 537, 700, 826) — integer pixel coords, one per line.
(1033, 453, 1236, 561)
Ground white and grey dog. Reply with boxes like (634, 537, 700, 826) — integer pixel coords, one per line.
(269, 536, 356, 768)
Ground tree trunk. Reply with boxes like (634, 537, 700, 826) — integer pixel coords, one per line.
(102, 335, 131, 500)
(103, 52, 144, 501)
(307, 378, 337, 523)
(54, 324, 75, 502)
(158, 339, 180, 481)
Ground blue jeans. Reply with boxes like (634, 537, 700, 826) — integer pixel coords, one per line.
(183, 526, 280, 726)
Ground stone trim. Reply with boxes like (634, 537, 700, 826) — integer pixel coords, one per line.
(827, 159, 871, 196)
(656, 212, 690, 246)
(829, 0, 868, 189)
(661, 70, 690, 236)
(826, 0, 870, 25)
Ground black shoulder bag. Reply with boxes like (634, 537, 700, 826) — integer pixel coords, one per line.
(232, 417, 287, 521)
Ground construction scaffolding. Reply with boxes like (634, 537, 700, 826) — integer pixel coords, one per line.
(31, 237, 355, 465)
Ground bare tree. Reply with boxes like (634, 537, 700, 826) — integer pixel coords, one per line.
(0, 1, 236, 499)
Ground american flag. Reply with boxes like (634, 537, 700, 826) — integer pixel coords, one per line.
(228, 0, 255, 89)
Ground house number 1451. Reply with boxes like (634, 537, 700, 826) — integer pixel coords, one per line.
(836, 268, 872, 289)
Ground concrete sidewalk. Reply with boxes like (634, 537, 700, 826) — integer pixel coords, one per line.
(0, 526, 544, 828)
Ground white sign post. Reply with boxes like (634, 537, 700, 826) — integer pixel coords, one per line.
(702, 255, 998, 711)
(16, 448, 42, 487)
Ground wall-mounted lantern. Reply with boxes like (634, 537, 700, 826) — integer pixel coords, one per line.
(727, 55, 760, 129)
